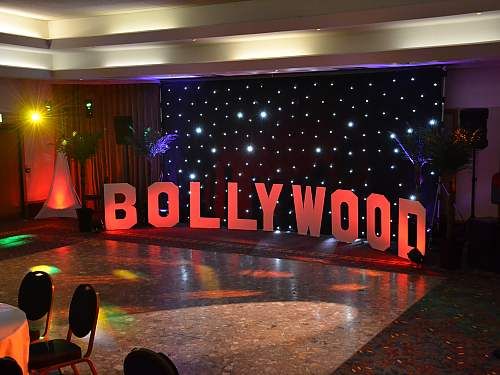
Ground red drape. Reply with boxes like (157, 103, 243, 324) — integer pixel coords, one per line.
(52, 83, 160, 209)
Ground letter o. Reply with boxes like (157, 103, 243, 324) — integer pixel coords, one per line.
(331, 189, 358, 243)
(366, 193, 391, 251)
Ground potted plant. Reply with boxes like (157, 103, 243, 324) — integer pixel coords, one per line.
(58, 131, 102, 232)
(127, 127, 177, 184)
(126, 127, 177, 223)
(426, 127, 474, 268)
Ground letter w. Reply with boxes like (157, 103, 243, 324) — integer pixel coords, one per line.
(292, 185, 325, 237)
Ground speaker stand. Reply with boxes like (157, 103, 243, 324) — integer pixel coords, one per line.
(123, 145, 130, 184)
(470, 148, 477, 219)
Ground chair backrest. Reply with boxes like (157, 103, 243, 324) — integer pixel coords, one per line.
(18, 271, 53, 321)
(0, 357, 23, 375)
(69, 284, 99, 338)
(124, 348, 179, 375)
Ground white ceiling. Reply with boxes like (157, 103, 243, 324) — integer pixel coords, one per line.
(0, 0, 237, 20)
(0, 0, 499, 80)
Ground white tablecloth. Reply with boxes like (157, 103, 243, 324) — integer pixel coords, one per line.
(0, 303, 29, 374)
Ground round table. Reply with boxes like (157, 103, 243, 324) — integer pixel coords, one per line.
(0, 303, 30, 374)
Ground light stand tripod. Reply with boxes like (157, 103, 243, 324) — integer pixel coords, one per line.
(470, 148, 477, 219)
(428, 177, 465, 250)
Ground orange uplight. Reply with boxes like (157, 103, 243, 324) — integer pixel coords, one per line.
(46, 170, 77, 209)
(36, 152, 81, 219)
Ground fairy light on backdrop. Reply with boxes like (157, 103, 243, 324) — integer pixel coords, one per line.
(160, 68, 443, 237)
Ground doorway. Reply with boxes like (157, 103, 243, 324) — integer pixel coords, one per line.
(0, 126, 23, 219)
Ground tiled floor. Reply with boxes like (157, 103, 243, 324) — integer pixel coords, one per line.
(0, 239, 440, 374)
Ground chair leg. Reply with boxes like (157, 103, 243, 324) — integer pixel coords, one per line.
(71, 364, 80, 375)
(86, 359, 98, 375)
(30, 368, 52, 375)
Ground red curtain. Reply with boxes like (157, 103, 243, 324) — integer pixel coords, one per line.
(52, 83, 160, 209)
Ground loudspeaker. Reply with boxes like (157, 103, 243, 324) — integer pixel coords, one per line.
(459, 108, 488, 149)
(114, 116, 134, 145)
(84, 99, 93, 118)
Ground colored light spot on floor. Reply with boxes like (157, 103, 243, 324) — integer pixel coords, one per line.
(30, 264, 61, 275)
(0, 234, 35, 248)
(99, 304, 135, 331)
(112, 269, 141, 280)
(193, 263, 220, 290)
(239, 269, 294, 278)
(349, 269, 386, 277)
(329, 283, 368, 292)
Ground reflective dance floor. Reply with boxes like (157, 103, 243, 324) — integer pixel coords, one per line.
(0, 239, 441, 374)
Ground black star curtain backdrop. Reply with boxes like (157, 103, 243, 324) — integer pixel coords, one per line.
(160, 68, 443, 239)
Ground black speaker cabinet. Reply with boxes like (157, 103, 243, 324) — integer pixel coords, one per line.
(113, 116, 134, 145)
(459, 108, 489, 149)
(467, 218, 500, 273)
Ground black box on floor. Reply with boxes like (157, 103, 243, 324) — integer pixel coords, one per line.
(467, 218, 500, 273)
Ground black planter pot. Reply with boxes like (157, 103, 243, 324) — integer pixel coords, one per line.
(76, 207, 94, 232)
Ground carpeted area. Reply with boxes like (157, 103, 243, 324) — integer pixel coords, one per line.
(334, 272, 500, 374)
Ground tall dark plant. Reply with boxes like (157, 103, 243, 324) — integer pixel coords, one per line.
(57, 131, 101, 208)
(426, 127, 475, 268)
(425, 128, 473, 179)
(122, 127, 177, 224)
(391, 125, 475, 267)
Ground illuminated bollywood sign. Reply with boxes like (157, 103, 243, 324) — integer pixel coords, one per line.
(103, 182, 425, 260)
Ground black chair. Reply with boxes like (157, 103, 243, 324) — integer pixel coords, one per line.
(0, 357, 23, 375)
(18, 271, 54, 342)
(29, 284, 99, 375)
(124, 348, 179, 375)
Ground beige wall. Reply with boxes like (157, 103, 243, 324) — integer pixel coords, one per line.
(445, 66, 500, 219)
